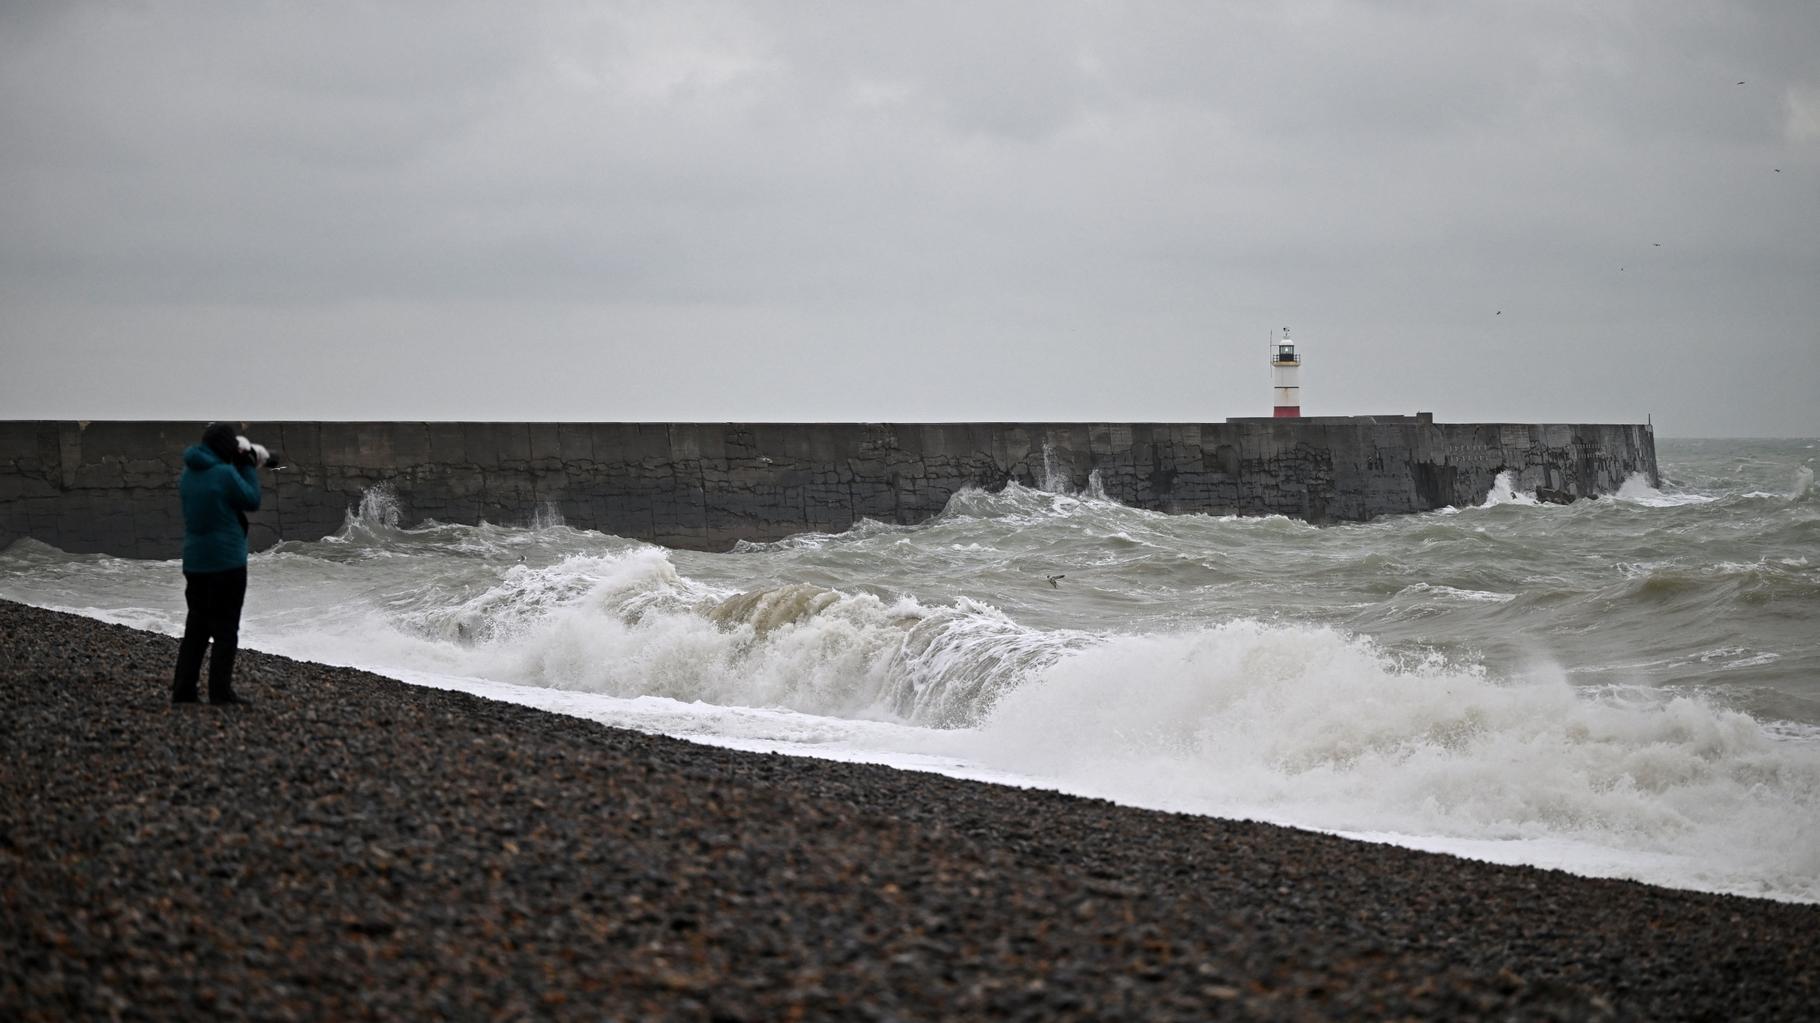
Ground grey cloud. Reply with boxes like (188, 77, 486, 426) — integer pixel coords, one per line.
(1, 0, 1816, 435)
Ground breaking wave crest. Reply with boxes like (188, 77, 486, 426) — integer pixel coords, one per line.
(373, 548, 1089, 727)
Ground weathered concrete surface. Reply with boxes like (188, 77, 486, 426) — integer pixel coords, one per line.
(0, 419, 1658, 557)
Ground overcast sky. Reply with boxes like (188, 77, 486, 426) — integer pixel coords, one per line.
(2, 1, 1815, 436)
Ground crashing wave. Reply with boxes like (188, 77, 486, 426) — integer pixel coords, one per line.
(1478, 471, 1540, 508)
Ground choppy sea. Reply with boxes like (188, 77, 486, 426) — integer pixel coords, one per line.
(4, 438, 1817, 902)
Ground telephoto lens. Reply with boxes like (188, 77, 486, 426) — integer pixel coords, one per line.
(235, 436, 284, 469)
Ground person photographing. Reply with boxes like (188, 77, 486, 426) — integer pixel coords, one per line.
(172, 422, 280, 705)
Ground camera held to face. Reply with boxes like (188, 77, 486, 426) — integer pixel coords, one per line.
(235, 436, 285, 470)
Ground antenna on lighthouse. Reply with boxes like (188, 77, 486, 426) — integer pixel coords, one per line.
(1271, 326, 1302, 418)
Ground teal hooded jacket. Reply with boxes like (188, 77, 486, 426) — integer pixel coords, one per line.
(179, 444, 262, 573)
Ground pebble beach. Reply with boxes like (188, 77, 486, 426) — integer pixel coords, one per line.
(3, 599, 1815, 1021)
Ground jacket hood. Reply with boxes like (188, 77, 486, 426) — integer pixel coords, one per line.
(183, 444, 226, 471)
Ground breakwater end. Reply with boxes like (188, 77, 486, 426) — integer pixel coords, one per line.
(0, 418, 1657, 555)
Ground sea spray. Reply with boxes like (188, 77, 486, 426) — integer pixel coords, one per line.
(351, 482, 403, 531)
(1479, 470, 1540, 508)
(528, 501, 567, 531)
(1792, 465, 1815, 501)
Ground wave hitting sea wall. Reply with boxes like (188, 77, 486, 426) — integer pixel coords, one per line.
(0, 418, 1657, 557)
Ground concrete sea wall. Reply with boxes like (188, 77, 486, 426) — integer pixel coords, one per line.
(0, 419, 1658, 558)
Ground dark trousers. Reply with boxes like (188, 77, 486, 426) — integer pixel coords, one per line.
(173, 567, 248, 702)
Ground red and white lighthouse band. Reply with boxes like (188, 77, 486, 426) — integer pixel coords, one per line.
(1271, 327, 1301, 418)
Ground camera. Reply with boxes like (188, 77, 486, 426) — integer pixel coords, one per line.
(235, 435, 285, 470)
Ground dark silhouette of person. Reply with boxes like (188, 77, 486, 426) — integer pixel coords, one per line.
(172, 422, 262, 705)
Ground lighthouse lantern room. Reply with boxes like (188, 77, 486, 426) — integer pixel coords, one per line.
(1271, 326, 1302, 418)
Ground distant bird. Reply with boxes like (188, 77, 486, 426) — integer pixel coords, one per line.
(759, 456, 774, 465)
(1045, 574, 1065, 588)
(1496, 310, 1502, 316)
(1653, 242, 1661, 247)
(1738, 80, 1746, 85)
(1774, 168, 1781, 173)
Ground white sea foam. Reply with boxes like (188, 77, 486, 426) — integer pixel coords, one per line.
(957, 621, 1820, 902)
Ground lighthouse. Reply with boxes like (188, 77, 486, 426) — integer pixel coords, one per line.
(1271, 326, 1302, 417)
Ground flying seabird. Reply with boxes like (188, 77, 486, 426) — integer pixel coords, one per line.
(1045, 574, 1065, 588)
